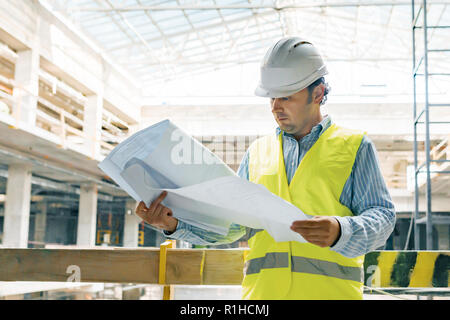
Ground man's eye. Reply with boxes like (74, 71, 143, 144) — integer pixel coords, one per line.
(271, 97, 289, 102)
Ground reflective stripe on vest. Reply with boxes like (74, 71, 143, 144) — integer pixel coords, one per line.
(245, 253, 363, 283)
(291, 256, 363, 283)
(244, 252, 289, 275)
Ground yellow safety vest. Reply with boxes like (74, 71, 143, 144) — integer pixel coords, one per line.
(242, 123, 365, 300)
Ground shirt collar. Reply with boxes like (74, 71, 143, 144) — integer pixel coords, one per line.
(276, 115, 332, 138)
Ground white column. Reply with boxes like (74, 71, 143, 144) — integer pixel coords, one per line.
(123, 199, 139, 247)
(76, 183, 98, 246)
(34, 201, 47, 245)
(2, 163, 32, 248)
(13, 49, 39, 126)
(83, 94, 103, 159)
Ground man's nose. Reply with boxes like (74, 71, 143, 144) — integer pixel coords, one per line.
(271, 98, 282, 112)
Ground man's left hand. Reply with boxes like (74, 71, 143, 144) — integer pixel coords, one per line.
(290, 216, 341, 248)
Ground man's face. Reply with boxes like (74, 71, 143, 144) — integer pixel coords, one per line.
(270, 87, 316, 139)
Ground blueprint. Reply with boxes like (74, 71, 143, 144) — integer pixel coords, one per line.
(98, 119, 309, 242)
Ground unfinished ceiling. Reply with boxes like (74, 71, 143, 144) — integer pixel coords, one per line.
(0, 0, 445, 197)
(43, 0, 450, 101)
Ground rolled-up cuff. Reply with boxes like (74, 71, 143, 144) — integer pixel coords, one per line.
(163, 220, 189, 239)
(330, 216, 352, 252)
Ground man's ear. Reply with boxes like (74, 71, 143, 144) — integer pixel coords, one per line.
(313, 84, 325, 104)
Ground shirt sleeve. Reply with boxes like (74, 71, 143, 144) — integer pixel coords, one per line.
(330, 135, 396, 258)
(163, 150, 250, 245)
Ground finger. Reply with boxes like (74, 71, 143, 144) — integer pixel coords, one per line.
(303, 235, 325, 242)
(148, 191, 168, 212)
(151, 204, 164, 223)
(135, 209, 144, 219)
(291, 227, 327, 237)
(290, 225, 324, 236)
(135, 201, 147, 213)
(291, 220, 322, 229)
(162, 206, 173, 217)
(292, 230, 328, 242)
(135, 205, 147, 219)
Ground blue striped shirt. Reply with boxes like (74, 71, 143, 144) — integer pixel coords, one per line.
(165, 116, 396, 258)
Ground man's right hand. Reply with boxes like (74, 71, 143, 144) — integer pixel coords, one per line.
(135, 191, 178, 233)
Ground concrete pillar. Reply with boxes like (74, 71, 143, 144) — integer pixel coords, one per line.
(123, 199, 139, 247)
(13, 49, 39, 126)
(2, 163, 32, 248)
(83, 94, 103, 159)
(34, 201, 47, 245)
(76, 183, 98, 246)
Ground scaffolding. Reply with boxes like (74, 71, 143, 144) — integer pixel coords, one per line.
(412, 0, 450, 250)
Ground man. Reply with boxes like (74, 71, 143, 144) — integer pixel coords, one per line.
(135, 37, 396, 300)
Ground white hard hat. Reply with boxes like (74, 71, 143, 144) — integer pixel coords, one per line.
(255, 37, 328, 98)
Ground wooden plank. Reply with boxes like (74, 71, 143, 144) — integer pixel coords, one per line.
(0, 82, 12, 95)
(165, 249, 246, 285)
(100, 140, 115, 151)
(0, 249, 448, 288)
(0, 248, 244, 285)
(166, 249, 205, 285)
(202, 249, 246, 285)
(37, 96, 84, 127)
(65, 125, 84, 137)
(103, 108, 129, 129)
(0, 43, 18, 63)
(39, 70, 87, 105)
(0, 248, 160, 284)
(36, 109, 60, 126)
(0, 90, 14, 103)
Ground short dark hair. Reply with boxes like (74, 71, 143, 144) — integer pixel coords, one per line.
(306, 77, 330, 105)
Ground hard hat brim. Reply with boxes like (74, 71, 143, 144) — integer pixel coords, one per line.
(254, 66, 328, 99)
(254, 84, 302, 99)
